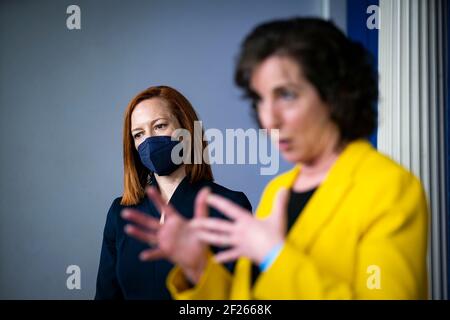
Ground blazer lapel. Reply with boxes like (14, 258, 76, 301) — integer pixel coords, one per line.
(288, 140, 373, 252)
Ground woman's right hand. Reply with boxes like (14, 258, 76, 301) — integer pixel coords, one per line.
(121, 186, 211, 284)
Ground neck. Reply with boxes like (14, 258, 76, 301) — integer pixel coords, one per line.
(294, 134, 343, 192)
(154, 166, 186, 203)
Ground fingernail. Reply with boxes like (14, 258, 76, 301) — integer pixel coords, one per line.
(121, 210, 129, 218)
(124, 225, 132, 233)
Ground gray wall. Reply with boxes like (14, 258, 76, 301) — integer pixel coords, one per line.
(0, 0, 344, 299)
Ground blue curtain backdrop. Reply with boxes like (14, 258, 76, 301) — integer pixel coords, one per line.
(446, 0, 450, 300)
(346, 0, 379, 147)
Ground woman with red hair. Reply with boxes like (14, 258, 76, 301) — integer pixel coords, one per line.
(95, 85, 251, 299)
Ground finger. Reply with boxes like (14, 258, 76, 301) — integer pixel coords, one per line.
(146, 187, 179, 218)
(194, 187, 211, 219)
(121, 209, 161, 231)
(191, 218, 234, 234)
(139, 248, 165, 261)
(214, 249, 240, 264)
(268, 187, 289, 225)
(196, 230, 234, 247)
(274, 187, 289, 215)
(124, 224, 158, 245)
(206, 193, 249, 221)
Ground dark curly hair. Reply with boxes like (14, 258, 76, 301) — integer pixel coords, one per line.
(235, 17, 378, 142)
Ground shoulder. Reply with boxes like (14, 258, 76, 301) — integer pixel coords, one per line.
(102, 196, 147, 233)
(104, 196, 139, 226)
(108, 196, 146, 211)
(198, 180, 252, 211)
(352, 149, 428, 237)
(108, 196, 124, 214)
(355, 146, 423, 195)
(320, 139, 424, 199)
(100, 197, 123, 237)
(103, 197, 123, 226)
(343, 144, 428, 230)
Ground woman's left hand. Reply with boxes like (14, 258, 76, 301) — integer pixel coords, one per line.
(192, 188, 289, 265)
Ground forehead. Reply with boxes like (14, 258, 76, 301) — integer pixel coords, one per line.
(131, 97, 173, 124)
(250, 55, 303, 92)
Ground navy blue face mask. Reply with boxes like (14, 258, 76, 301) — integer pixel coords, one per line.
(137, 136, 182, 176)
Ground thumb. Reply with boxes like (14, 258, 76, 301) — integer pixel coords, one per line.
(267, 187, 289, 232)
(194, 187, 211, 219)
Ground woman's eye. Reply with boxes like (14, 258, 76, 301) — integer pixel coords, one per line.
(154, 123, 167, 130)
(279, 90, 297, 100)
(133, 132, 143, 139)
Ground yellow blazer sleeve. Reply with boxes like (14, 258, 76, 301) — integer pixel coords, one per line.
(167, 255, 233, 300)
(253, 174, 428, 299)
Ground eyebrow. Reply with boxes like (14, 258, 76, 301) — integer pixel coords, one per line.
(248, 82, 300, 98)
(131, 117, 167, 132)
(273, 82, 300, 90)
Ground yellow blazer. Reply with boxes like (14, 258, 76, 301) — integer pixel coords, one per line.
(167, 140, 429, 299)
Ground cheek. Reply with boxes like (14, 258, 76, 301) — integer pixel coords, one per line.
(286, 100, 328, 135)
(134, 135, 146, 149)
(283, 107, 308, 135)
(166, 127, 178, 138)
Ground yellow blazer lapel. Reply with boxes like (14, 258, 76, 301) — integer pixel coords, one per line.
(289, 140, 373, 252)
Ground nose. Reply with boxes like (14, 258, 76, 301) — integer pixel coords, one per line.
(259, 99, 281, 130)
(143, 127, 155, 139)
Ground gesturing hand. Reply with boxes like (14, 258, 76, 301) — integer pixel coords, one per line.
(192, 188, 289, 265)
(121, 186, 211, 284)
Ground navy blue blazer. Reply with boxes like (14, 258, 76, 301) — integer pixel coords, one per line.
(95, 177, 252, 300)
